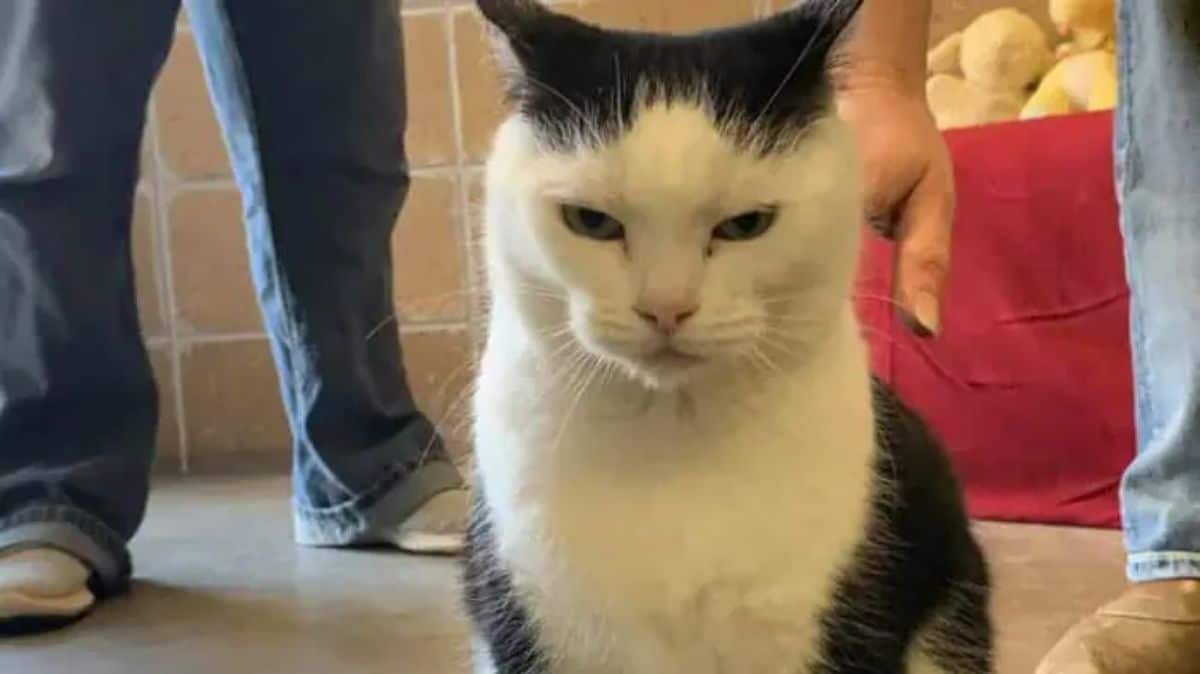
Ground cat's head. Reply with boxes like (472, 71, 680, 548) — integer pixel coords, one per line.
(479, 0, 865, 391)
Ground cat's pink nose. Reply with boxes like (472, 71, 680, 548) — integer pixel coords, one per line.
(634, 302, 698, 335)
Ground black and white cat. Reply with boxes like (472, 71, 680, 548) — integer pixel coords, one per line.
(464, 1, 993, 673)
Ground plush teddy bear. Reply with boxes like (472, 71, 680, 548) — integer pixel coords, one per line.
(1048, 0, 1115, 59)
(925, 9, 1052, 130)
(1020, 0, 1117, 120)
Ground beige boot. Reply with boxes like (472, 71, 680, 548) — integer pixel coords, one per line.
(390, 488, 469, 555)
(0, 547, 95, 636)
(1036, 580, 1200, 674)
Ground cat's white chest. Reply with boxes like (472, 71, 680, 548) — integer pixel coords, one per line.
(523, 489, 860, 674)
(475, 346, 876, 674)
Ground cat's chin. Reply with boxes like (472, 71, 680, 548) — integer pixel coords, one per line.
(614, 349, 711, 392)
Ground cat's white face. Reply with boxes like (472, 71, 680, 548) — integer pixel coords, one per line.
(487, 101, 862, 390)
(478, 0, 865, 390)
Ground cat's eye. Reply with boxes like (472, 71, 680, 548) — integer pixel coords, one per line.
(713, 211, 777, 242)
(561, 205, 625, 241)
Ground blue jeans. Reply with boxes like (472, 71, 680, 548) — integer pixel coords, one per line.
(1118, 0, 1200, 582)
(0, 0, 462, 595)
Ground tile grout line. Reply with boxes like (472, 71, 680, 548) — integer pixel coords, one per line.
(397, 320, 471, 335)
(147, 76, 192, 474)
(176, 316, 470, 346)
(444, 3, 480, 350)
(170, 165, 459, 195)
(178, 332, 271, 345)
(134, 181, 165, 336)
(401, 4, 446, 18)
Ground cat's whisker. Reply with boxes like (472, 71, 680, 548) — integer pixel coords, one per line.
(767, 313, 827, 327)
(601, 358, 621, 388)
(415, 351, 482, 468)
(513, 287, 567, 303)
(748, 344, 783, 377)
(542, 331, 585, 365)
(855, 324, 940, 360)
(562, 356, 594, 395)
(756, 328, 799, 350)
(515, 350, 589, 430)
(755, 336, 803, 370)
(613, 51, 625, 134)
(364, 315, 397, 344)
(521, 73, 589, 128)
(445, 387, 487, 460)
(765, 316, 951, 372)
(556, 345, 594, 393)
(852, 292, 908, 312)
(536, 322, 574, 341)
(549, 352, 603, 457)
(535, 348, 588, 411)
(510, 281, 560, 294)
(513, 287, 558, 296)
(747, 6, 832, 144)
(362, 287, 488, 345)
(513, 347, 584, 426)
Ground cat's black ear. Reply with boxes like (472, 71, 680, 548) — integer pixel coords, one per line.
(780, 0, 865, 67)
(474, 0, 589, 110)
(475, 0, 555, 61)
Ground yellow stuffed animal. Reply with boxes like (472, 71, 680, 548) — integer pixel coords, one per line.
(1020, 0, 1117, 120)
(925, 9, 1052, 130)
(1049, 0, 1115, 58)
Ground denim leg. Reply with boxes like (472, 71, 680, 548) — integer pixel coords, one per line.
(184, 0, 463, 544)
(0, 0, 179, 593)
(1117, 0, 1200, 582)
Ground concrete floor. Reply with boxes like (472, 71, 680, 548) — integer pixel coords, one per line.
(1, 476, 1127, 674)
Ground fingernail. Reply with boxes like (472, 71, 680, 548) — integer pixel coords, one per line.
(914, 292, 941, 335)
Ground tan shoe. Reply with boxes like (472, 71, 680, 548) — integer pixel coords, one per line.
(0, 547, 95, 636)
(390, 488, 469, 555)
(1036, 580, 1200, 674)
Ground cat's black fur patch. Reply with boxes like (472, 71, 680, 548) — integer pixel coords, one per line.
(462, 378, 994, 673)
(463, 494, 548, 674)
(476, 0, 863, 154)
(810, 380, 994, 673)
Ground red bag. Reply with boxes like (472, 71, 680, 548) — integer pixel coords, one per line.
(856, 112, 1133, 528)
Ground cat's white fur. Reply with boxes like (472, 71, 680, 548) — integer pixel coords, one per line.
(472, 99, 904, 674)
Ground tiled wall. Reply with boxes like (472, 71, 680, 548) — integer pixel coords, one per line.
(139, 0, 1034, 473)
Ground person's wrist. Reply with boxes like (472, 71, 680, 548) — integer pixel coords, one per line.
(835, 60, 935, 125)
(836, 57, 925, 98)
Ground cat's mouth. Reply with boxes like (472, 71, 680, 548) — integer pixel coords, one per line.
(641, 345, 705, 369)
(576, 323, 712, 387)
(613, 344, 708, 390)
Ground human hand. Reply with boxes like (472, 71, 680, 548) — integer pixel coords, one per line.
(837, 77, 954, 337)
